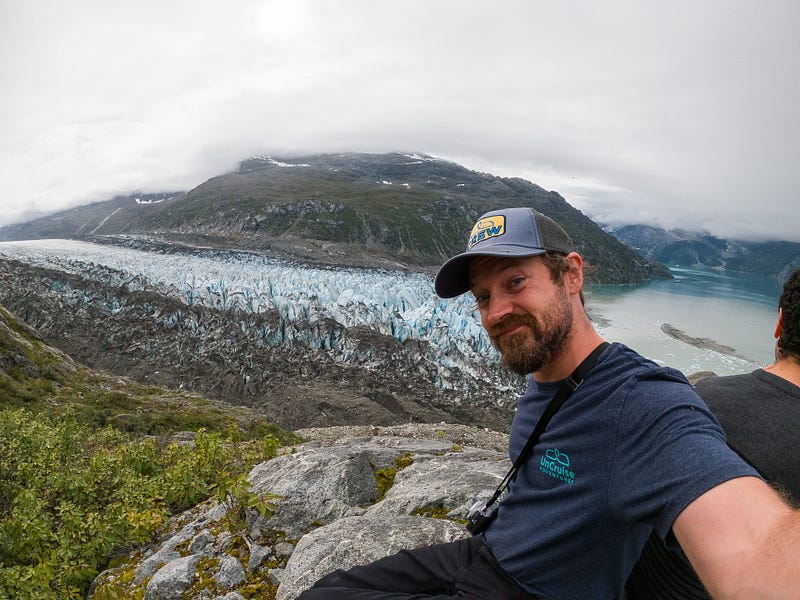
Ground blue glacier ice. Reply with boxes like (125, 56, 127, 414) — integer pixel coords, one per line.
(0, 238, 510, 394)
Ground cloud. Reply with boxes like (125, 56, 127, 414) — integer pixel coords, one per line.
(1, 0, 798, 242)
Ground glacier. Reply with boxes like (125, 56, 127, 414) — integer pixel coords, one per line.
(0, 238, 509, 394)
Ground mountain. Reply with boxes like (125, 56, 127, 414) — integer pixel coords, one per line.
(0, 191, 185, 239)
(0, 153, 669, 285)
(0, 152, 675, 434)
(606, 224, 800, 282)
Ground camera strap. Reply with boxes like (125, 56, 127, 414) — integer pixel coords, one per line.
(483, 341, 610, 511)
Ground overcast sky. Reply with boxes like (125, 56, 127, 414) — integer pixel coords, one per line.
(1, 1, 798, 242)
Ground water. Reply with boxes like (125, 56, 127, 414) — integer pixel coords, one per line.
(587, 266, 783, 377)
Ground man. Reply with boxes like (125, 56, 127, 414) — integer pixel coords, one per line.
(626, 267, 800, 599)
(300, 207, 799, 599)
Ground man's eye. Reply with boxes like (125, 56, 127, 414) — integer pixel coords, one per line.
(474, 294, 489, 308)
(508, 276, 525, 288)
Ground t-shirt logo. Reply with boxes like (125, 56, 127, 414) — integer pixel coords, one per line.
(468, 215, 506, 249)
(539, 448, 576, 485)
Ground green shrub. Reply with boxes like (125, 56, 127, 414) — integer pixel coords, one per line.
(0, 407, 282, 598)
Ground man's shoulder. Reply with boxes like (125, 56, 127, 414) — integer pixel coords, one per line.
(697, 368, 800, 409)
(602, 342, 690, 385)
(592, 343, 698, 414)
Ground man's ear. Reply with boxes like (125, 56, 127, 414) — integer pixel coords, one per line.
(774, 308, 783, 339)
(565, 252, 584, 294)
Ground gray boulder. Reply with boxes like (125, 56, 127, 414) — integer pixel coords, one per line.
(276, 515, 470, 600)
(215, 554, 247, 588)
(145, 554, 201, 600)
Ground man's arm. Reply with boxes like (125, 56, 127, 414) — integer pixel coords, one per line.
(674, 476, 800, 599)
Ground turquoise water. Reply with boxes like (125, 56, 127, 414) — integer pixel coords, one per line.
(586, 266, 783, 377)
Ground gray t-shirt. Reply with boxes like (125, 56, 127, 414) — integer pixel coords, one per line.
(695, 368, 800, 501)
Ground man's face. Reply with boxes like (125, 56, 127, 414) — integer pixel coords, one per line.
(469, 255, 574, 376)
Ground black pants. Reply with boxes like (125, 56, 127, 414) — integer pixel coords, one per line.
(297, 535, 538, 599)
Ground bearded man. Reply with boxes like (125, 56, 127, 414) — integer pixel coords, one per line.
(300, 207, 800, 600)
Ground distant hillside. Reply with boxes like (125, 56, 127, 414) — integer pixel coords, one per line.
(0, 153, 669, 285)
(606, 224, 800, 281)
(0, 191, 185, 240)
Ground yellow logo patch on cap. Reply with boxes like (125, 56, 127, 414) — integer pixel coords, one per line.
(468, 215, 506, 249)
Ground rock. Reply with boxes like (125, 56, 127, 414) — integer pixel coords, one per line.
(145, 554, 201, 600)
(276, 515, 470, 600)
(247, 543, 272, 572)
(246, 435, 474, 537)
(88, 425, 512, 600)
(366, 447, 507, 520)
(212, 593, 246, 600)
(188, 529, 216, 555)
(247, 446, 382, 537)
(135, 547, 183, 585)
(215, 554, 246, 588)
(687, 370, 717, 385)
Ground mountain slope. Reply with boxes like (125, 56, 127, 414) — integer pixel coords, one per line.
(0, 192, 185, 241)
(0, 302, 293, 436)
(607, 224, 800, 281)
(0, 153, 669, 284)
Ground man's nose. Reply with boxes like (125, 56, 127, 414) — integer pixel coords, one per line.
(483, 293, 514, 327)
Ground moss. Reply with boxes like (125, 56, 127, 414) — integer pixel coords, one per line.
(224, 533, 251, 560)
(172, 536, 192, 556)
(239, 570, 279, 599)
(395, 452, 414, 469)
(411, 503, 467, 525)
(88, 561, 147, 600)
(186, 556, 222, 597)
(374, 467, 397, 501)
(372, 452, 415, 502)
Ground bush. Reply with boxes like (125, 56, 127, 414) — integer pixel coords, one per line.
(0, 407, 281, 598)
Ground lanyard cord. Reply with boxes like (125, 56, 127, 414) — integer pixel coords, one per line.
(485, 342, 610, 509)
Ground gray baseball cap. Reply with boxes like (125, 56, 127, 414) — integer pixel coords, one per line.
(434, 207, 575, 298)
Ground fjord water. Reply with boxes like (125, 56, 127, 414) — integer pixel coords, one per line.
(587, 266, 783, 377)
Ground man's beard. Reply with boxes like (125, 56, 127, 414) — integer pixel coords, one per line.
(488, 285, 573, 376)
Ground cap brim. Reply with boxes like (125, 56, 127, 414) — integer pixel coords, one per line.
(433, 245, 547, 298)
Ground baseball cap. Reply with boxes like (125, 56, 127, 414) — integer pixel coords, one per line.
(434, 207, 575, 298)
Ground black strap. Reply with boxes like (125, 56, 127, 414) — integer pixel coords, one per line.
(484, 342, 610, 509)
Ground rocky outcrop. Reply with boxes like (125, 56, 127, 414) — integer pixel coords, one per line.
(89, 424, 510, 600)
